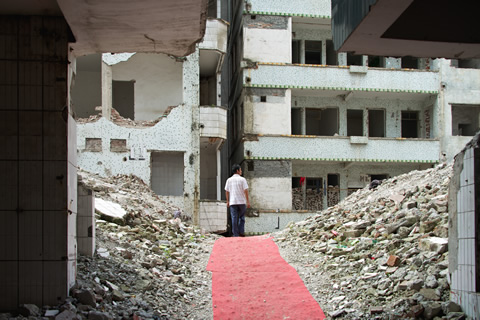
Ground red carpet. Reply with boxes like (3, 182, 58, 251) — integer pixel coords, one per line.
(207, 235, 326, 320)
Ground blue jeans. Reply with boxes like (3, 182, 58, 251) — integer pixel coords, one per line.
(230, 204, 246, 237)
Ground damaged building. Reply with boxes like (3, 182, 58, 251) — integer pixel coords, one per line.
(227, 0, 480, 233)
(72, 2, 229, 233)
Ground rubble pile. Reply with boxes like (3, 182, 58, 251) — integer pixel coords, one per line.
(0, 171, 216, 320)
(275, 163, 465, 319)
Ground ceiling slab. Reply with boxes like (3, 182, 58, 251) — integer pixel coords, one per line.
(335, 0, 480, 59)
(57, 0, 207, 57)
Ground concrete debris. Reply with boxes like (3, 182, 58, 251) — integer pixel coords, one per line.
(76, 107, 175, 128)
(275, 163, 467, 319)
(0, 169, 216, 320)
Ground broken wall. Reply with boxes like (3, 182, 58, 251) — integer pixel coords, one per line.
(71, 54, 102, 119)
(110, 53, 183, 120)
(433, 58, 480, 160)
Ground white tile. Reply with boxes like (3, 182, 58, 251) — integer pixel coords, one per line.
(0, 211, 18, 260)
(19, 261, 43, 306)
(43, 211, 67, 260)
(458, 239, 465, 265)
(68, 114, 77, 167)
(0, 261, 18, 310)
(43, 261, 68, 306)
(0, 161, 18, 210)
(43, 111, 67, 161)
(43, 160, 67, 211)
(19, 161, 43, 210)
(67, 162, 77, 214)
(18, 211, 43, 260)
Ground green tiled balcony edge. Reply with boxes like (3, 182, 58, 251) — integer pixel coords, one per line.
(243, 11, 330, 19)
(244, 84, 438, 95)
(246, 156, 439, 164)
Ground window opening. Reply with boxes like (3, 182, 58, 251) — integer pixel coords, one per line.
(291, 109, 302, 135)
(452, 105, 480, 136)
(305, 41, 322, 64)
(85, 138, 102, 152)
(401, 111, 419, 138)
(347, 109, 363, 136)
(260, 96, 267, 102)
(368, 109, 386, 137)
(110, 139, 127, 152)
(112, 80, 135, 120)
(292, 177, 323, 211)
(347, 52, 363, 66)
(151, 152, 184, 196)
(306, 108, 338, 136)
(326, 40, 337, 66)
(401, 56, 419, 69)
(327, 174, 340, 207)
(457, 59, 480, 69)
(368, 56, 384, 68)
(292, 40, 301, 64)
(370, 174, 389, 181)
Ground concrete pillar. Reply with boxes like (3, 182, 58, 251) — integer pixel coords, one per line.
(338, 52, 347, 66)
(300, 40, 305, 64)
(301, 107, 306, 135)
(383, 57, 401, 69)
(0, 16, 75, 311)
(77, 185, 95, 257)
(101, 60, 112, 120)
(322, 41, 327, 65)
(362, 55, 368, 66)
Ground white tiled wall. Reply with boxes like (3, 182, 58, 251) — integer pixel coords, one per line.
(77, 184, 95, 256)
(451, 147, 479, 319)
(199, 201, 227, 233)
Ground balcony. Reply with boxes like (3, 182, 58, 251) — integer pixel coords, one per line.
(243, 135, 440, 164)
(199, 106, 227, 140)
(244, 63, 439, 99)
(246, 0, 331, 18)
(199, 18, 228, 77)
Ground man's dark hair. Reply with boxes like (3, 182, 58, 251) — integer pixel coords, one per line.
(231, 164, 241, 175)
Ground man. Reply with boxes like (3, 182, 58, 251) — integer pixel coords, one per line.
(225, 164, 250, 237)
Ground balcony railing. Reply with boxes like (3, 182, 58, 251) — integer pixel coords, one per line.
(198, 18, 228, 53)
(244, 135, 440, 163)
(199, 106, 227, 139)
(244, 63, 439, 95)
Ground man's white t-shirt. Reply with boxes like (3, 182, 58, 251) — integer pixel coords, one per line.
(224, 174, 249, 205)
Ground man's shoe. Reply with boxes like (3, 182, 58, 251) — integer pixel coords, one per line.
(239, 233, 245, 237)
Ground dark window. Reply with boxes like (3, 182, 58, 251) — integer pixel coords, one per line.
(305, 41, 322, 64)
(347, 52, 363, 66)
(260, 96, 267, 102)
(452, 105, 480, 136)
(306, 108, 338, 136)
(326, 40, 337, 66)
(347, 109, 363, 136)
(401, 56, 419, 69)
(112, 80, 135, 119)
(368, 109, 386, 137)
(401, 111, 419, 138)
(291, 109, 302, 135)
(292, 40, 301, 64)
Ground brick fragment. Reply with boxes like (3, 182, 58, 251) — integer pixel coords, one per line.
(387, 255, 400, 267)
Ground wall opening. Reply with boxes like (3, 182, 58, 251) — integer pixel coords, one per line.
(292, 177, 323, 211)
(367, 55, 384, 68)
(347, 52, 363, 66)
(305, 41, 322, 64)
(151, 152, 184, 196)
(452, 105, 480, 136)
(291, 109, 302, 135)
(306, 108, 338, 136)
(292, 40, 301, 64)
(110, 139, 128, 152)
(71, 53, 102, 118)
(370, 174, 389, 181)
(347, 109, 363, 136)
(327, 174, 340, 207)
(207, 0, 217, 17)
(368, 109, 386, 137)
(452, 59, 480, 69)
(401, 56, 419, 69)
(200, 76, 217, 106)
(326, 40, 337, 66)
(112, 80, 135, 119)
(200, 143, 218, 200)
(401, 111, 419, 138)
(85, 138, 102, 152)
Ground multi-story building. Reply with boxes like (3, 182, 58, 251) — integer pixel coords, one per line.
(73, 1, 229, 233)
(227, 0, 480, 233)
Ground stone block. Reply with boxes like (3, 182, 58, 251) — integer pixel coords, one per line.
(387, 255, 401, 267)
